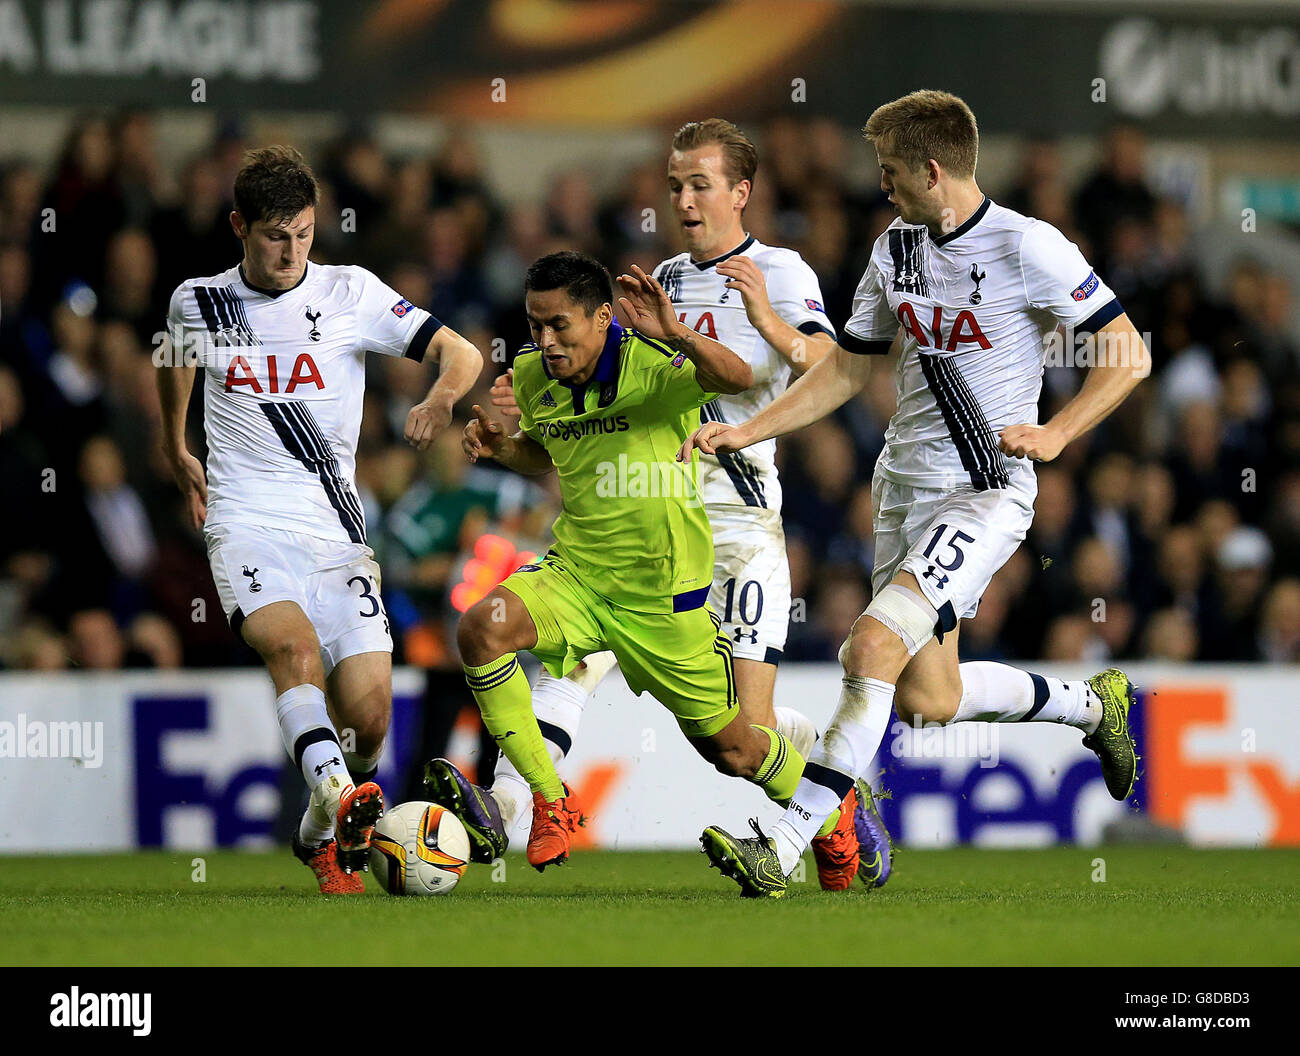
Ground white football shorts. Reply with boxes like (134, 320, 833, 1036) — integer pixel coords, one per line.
(870, 465, 1037, 631)
(205, 523, 392, 674)
(706, 504, 793, 664)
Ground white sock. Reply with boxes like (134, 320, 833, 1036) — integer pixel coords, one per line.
(769, 676, 895, 874)
(774, 706, 818, 758)
(276, 684, 349, 846)
(951, 662, 1101, 733)
(490, 667, 590, 829)
(343, 750, 381, 784)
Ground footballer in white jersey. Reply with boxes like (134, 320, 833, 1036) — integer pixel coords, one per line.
(157, 147, 483, 895)
(653, 235, 834, 664)
(688, 91, 1150, 898)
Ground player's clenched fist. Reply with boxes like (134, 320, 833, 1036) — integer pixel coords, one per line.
(404, 397, 453, 451)
(677, 421, 750, 463)
(490, 368, 521, 419)
(998, 423, 1066, 462)
(170, 450, 208, 530)
(463, 404, 505, 463)
(715, 255, 775, 331)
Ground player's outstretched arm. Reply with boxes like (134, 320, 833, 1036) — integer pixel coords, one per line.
(463, 405, 553, 476)
(999, 312, 1151, 462)
(715, 255, 835, 376)
(405, 326, 485, 450)
(155, 356, 207, 530)
(616, 265, 753, 394)
(678, 338, 873, 461)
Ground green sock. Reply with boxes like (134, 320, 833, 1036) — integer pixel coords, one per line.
(464, 655, 564, 801)
(752, 724, 842, 835)
(751, 724, 805, 805)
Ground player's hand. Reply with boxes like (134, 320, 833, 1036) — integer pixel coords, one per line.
(999, 423, 1066, 462)
(616, 264, 678, 342)
(463, 404, 505, 463)
(677, 421, 751, 462)
(404, 397, 453, 451)
(716, 255, 775, 330)
(490, 369, 521, 420)
(170, 450, 208, 530)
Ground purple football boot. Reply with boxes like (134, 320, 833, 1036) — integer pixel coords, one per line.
(854, 779, 893, 888)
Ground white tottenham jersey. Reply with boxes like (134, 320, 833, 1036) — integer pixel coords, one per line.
(842, 198, 1122, 491)
(654, 236, 835, 513)
(167, 262, 440, 543)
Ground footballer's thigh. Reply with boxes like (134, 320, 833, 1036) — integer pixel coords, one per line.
(467, 554, 605, 675)
(607, 606, 770, 778)
(207, 524, 326, 693)
(708, 504, 790, 726)
(240, 600, 327, 693)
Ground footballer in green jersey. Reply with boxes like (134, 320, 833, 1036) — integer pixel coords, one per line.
(447, 251, 819, 872)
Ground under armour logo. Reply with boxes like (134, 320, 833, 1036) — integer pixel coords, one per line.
(241, 565, 262, 593)
(314, 756, 341, 776)
(733, 628, 758, 644)
(922, 564, 949, 589)
(719, 289, 729, 303)
(305, 307, 322, 342)
(969, 263, 986, 305)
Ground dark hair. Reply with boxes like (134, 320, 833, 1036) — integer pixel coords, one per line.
(524, 251, 613, 316)
(671, 118, 758, 188)
(233, 145, 319, 226)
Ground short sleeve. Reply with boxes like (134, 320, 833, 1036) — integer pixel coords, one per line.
(764, 254, 836, 340)
(165, 283, 185, 349)
(355, 268, 443, 362)
(1019, 221, 1123, 335)
(165, 282, 200, 366)
(840, 249, 897, 354)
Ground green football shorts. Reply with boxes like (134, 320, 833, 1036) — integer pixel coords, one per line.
(499, 552, 739, 739)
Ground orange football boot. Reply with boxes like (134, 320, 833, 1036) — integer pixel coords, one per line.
(292, 834, 365, 894)
(526, 784, 585, 871)
(335, 780, 385, 874)
(810, 786, 862, 891)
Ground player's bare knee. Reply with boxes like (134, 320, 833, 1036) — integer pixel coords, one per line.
(711, 743, 759, 779)
(457, 598, 516, 666)
(840, 617, 905, 678)
(894, 680, 959, 726)
(266, 637, 322, 686)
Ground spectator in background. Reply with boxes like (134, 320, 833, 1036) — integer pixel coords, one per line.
(1072, 122, 1156, 271)
(1, 110, 1298, 666)
(1259, 579, 1300, 662)
(151, 154, 234, 296)
(1202, 526, 1272, 660)
(1143, 607, 1200, 662)
(30, 116, 125, 311)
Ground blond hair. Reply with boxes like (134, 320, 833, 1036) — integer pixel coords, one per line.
(863, 90, 978, 178)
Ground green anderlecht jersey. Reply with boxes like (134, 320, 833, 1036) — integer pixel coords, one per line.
(514, 320, 718, 614)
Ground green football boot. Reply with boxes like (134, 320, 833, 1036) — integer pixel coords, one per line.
(1082, 668, 1140, 801)
(700, 819, 788, 898)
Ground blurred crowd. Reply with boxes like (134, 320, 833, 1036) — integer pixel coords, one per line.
(2, 110, 1300, 673)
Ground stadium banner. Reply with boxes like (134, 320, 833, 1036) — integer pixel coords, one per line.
(0, 1, 1297, 137)
(0, 663, 1296, 853)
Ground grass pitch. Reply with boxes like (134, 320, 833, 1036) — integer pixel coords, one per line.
(3, 847, 1296, 966)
